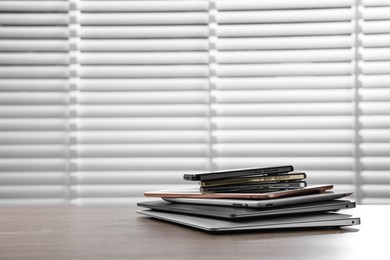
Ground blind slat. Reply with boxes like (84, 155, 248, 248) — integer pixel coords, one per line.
(0, 79, 68, 91)
(0, 54, 69, 65)
(80, 26, 208, 38)
(77, 144, 209, 158)
(0, 27, 69, 39)
(217, 0, 353, 10)
(215, 103, 352, 116)
(363, 21, 390, 34)
(361, 130, 390, 142)
(74, 171, 185, 185)
(215, 130, 353, 143)
(218, 36, 352, 50)
(80, 1, 209, 12)
(362, 48, 390, 61)
(79, 105, 208, 117)
(0, 172, 67, 185)
(215, 157, 354, 171)
(80, 13, 208, 25)
(217, 49, 353, 63)
(218, 63, 352, 76)
(76, 118, 209, 130)
(78, 131, 208, 144)
(216, 143, 354, 157)
(215, 116, 353, 129)
(79, 78, 208, 91)
(79, 52, 208, 65)
(0, 159, 67, 171)
(0, 40, 69, 51)
(0, 106, 67, 117)
(218, 9, 352, 23)
(363, 7, 390, 20)
(77, 158, 209, 171)
(80, 39, 208, 51)
(361, 144, 390, 156)
(361, 75, 390, 88)
(0, 67, 68, 78)
(0, 186, 67, 198)
(0, 119, 68, 131)
(0, 132, 67, 145)
(0, 14, 68, 25)
(217, 22, 353, 37)
(362, 0, 390, 7)
(361, 61, 390, 74)
(0, 92, 68, 104)
(362, 34, 390, 47)
(0, 1, 68, 12)
(79, 65, 208, 78)
(215, 89, 353, 103)
(218, 76, 353, 89)
(0, 146, 67, 158)
(78, 92, 208, 104)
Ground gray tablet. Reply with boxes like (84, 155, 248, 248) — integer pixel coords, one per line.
(163, 192, 352, 208)
(137, 200, 355, 219)
(138, 209, 360, 232)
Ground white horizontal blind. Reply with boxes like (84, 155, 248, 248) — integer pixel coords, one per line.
(212, 0, 356, 195)
(71, 0, 212, 205)
(0, 0, 70, 206)
(1, 0, 389, 206)
(360, 0, 390, 204)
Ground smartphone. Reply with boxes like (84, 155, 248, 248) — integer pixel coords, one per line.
(183, 165, 294, 181)
(200, 181, 307, 193)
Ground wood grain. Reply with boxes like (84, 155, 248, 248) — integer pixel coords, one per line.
(0, 205, 388, 260)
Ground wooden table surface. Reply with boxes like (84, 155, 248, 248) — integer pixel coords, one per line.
(0, 205, 388, 260)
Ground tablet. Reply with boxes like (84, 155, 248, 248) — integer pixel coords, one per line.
(144, 185, 333, 199)
(138, 209, 360, 232)
(163, 192, 352, 208)
(137, 199, 355, 219)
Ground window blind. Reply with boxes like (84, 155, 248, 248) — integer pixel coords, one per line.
(0, 0, 389, 206)
(360, 0, 390, 204)
(70, 0, 211, 205)
(209, 0, 357, 203)
(0, 0, 70, 206)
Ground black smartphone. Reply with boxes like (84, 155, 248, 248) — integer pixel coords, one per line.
(200, 181, 307, 193)
(183, 165, 294, 181)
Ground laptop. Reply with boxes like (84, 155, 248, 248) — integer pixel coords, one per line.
(163, 192, 352, 208)
(137, 199, 355, 219)
(138, 209, 360, 232)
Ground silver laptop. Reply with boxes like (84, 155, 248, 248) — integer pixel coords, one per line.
(138, 209, 360, 232)
(138, 199, 355, 219)
(163, 192, 352, 208)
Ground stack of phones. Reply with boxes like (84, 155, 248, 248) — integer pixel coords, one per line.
(184, 165, 306, 193)
(138, 166, 360, 232)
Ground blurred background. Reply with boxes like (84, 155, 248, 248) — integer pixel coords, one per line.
(0, 0, 389, 206)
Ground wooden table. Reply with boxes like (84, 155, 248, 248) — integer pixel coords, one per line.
(0, 205, 387, 259)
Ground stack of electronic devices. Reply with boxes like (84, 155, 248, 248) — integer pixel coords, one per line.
(137, 165, 360, 232)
